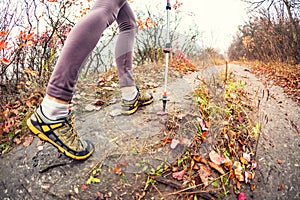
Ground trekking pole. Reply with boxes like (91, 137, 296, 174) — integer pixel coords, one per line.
(162, 0, 171, 112)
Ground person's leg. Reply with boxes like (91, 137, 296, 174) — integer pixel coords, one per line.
(47, 0, 127, 102)
(115, 3, 153, 115)
(27, 0, 128, 160)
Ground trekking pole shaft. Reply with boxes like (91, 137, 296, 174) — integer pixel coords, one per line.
(164, 0, 171, 94)
(162, 0, 171, 112)
(164, 53, 169, 94)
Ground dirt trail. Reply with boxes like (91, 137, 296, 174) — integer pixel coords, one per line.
(0, 64, 299, 200)
(230, 65, 300, 199)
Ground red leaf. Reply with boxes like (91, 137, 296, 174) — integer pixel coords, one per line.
(238, 192, 247, 200)
(172, 169, 185, 180)
(1, 57, 10, 65)
(81, 184, 88, 190)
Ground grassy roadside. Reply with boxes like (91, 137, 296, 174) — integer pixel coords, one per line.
(140, 69, 260, 199)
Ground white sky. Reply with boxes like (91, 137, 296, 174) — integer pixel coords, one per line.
(131, 0, 249, 53)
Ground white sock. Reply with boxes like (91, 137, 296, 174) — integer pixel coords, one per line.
(40, 96, 69, 121)
(121, 86, 138, 101)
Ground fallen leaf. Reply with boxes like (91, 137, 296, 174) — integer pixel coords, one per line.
(113, 164, 123, 175)
(243, 153, 251, 162)
(250, 161, 257, 170)
(161, 138, 172, 146)
(233, 161, 244, 182)
(13, 137, 22, 145)
(251, 184, 256, 191)
(193, 155, 208, 165)
(36, 140, 43, 147)
(81, 184, 88, 190)
(240, 156, 248, 165)
(223, 157, 233, 171)
(197, 117, 209, 131)
(245, 171, 254, 183)
(1, 57, 10, 65)
(208, 161, 225, 175)
(209, 150, 226, 165)
(278, 184, 284, 191)
(198, 164, 211, 187)
(238, 112, 243, 123)
(23, 134, 34, 147)
(96, 192, 104, 199)
(172, 169, 185, 180)
(238, 192, 247, 200)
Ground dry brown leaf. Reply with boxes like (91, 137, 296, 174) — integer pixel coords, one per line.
(198, 164, 211, 187)
(13, 137, 21, 145)
(233, 161, 244, 182)
(193, 155, 208, 165)
(23, 134, 34, 147)
(223, 157, 233, 171)
(208, 161, 225, 175)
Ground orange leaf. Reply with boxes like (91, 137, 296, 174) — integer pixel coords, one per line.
(0, 39, 8, 50)
(208, 161, 225, 175)
(113, 164, 123, 175)
(193, 155, 208, 165)
(161, 138, 172, 146)
(0, 30, 9, 37)
(1, 57, 10, 65)
(240, 156, 248, 165)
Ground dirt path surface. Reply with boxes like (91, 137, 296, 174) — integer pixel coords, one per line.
(230, 65, 300, 200)
(0, 64, 299, 200)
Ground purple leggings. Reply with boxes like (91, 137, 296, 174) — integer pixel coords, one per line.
(47, 0, 136, 101)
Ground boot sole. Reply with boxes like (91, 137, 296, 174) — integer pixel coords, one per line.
(27, 118, 94, 160)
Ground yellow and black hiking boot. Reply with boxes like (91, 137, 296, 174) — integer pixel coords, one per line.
(27, 106, 94, 160)
(121, 87, 153, 115)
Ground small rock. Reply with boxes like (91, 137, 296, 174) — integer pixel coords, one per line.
(110, 109, 122, 117)
(85, 104, 95, 112)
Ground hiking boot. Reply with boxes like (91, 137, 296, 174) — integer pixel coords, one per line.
(121, 87, 153, 115)
(27, 106, 94, 160)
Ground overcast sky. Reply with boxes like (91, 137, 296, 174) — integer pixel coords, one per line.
(131, 0, 249, 53)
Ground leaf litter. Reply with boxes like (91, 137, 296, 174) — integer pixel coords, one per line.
(141, 71, 260, 199)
